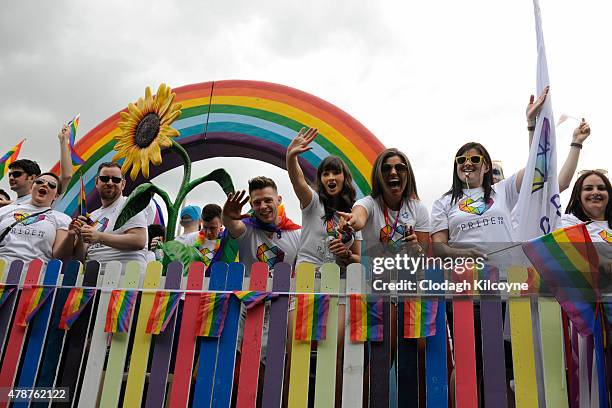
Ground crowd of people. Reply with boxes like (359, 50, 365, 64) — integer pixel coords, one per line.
(0, 88, 609, 279)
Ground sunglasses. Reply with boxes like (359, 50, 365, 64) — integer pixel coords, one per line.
(8, 170, 24, 178)
(455, 155, 484, 165)
(381, 163, 408, 174)
(34, 178, 58, 190)
(578, 169, 608, 176)
(97, 175, 123, 184)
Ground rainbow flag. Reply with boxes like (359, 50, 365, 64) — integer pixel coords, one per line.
(16, 286, 55, 326)
(233, 290, 276, 309)
(403, 298, 438, 338)
(522, 223, 600, 336)
(146, 291, 181, 335)
(104, 290, 138, 333)
(349, 294, 383, 342)
(59, 288, 96, 330)
(0, 285, 16, 309)
(294, 294, 330, 341)
(67, 114, 84, 166)
(196, 293, 230, 337)
(78, 173, 88, 217)
(0, 139, 25, 181)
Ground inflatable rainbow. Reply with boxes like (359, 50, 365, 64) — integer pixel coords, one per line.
(52, 80, 385, 215)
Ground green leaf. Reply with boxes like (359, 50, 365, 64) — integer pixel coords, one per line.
(159, 240, 203, 273)
(187, 168, 235, 196)
(113, 183, 155, 231)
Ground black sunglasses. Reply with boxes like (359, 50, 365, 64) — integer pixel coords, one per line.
(381, 163, 408, 174)
(97, 175, 123, 184)
(8, 170, 24, 178)
(34, 178, 58, 190)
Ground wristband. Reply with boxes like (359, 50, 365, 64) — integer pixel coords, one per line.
(527, 125, 536, 131)
(570, 142, 583, 149)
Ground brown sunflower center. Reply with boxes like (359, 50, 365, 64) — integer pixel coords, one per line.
(134, 113, 161, 148)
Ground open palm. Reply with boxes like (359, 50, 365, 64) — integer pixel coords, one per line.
(287, 127, 318, 158)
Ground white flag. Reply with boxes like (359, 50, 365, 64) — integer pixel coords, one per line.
(515, 0, 562, 241)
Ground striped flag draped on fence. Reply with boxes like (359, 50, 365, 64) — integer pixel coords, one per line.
(146, 291, 181, 334)
(294, 294, 330, 341)
(105, 290, 138, 333)
(59, 288, 96, 330)
(349, 294, 383, 342)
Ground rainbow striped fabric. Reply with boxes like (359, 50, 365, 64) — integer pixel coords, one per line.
(522, 223, 600, 336)
(196, 293, 231, 337)
(17, 286, 55, 326)
(403, 298, 438, 338)
(349, 294, 383, 342)
(104, 290, 138, 333)
(294, 294, 330, 341)
(0, 285, 16, 309)
(146, 291, 181, 335)
(59, 288, 96, 330)
(0, 139, 25, 181)
(78, 173, 88, 218)
(67, 114, 84, 166)
(233, 291, 276, 309)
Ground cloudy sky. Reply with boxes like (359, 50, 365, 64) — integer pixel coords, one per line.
(1, 0, 610, 224)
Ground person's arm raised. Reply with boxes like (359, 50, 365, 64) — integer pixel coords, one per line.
(558, 119, 590, 192)
(518, 86, 549, 192)
(58, 124, 73, 190)
(286, 127, 317, 209)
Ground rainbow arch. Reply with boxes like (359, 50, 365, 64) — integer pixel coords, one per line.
(52, 80, 385, 215)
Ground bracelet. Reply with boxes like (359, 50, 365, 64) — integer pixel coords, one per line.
(570, 142, 583, 149)
(527, 125, 536, 131)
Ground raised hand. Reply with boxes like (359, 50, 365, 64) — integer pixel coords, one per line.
(287, 127, 318, 158)
(223, 190, 249, 220)
(572, 118, 591, 144)
(58, 124, 70, 145)
(526, 85, 550, 123)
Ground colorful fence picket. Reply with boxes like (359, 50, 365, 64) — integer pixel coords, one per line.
(0, 259, 609, 407)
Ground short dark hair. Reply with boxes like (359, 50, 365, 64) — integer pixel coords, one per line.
(38, 172, 63, 194)
(248, 176, 277, 194)
(97, 162, 122, 176)
(201, 204, 222, 222)
(9, 159, 41, 176)
(0, 189, 10, 201)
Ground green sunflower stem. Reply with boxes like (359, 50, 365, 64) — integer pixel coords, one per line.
(165, 139, 193, 241)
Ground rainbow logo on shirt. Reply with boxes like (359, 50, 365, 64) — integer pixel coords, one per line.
(599, 230, 612, 243)
(13, 212, 46, 226)
(458, 197, 494, 216)
(379, 224, 407, 251)
(256, 243, 285, 269)
(92, 217, 109, 232)
(199, 247, 216, 267)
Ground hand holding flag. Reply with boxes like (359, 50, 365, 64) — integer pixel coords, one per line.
(62, 114, 84, 166)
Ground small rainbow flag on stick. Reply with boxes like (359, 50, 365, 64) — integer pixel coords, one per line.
(0, 139, 25, 181)
(403, 298, 438, 338)
(522, 223, 600, 336)
(78, 172, 88, 217)
(196, 293, 230, 337)
(0, 285, 16, 309)
(59, 288, 96, 330)
(294, 294, 330, 341)
(349, 294, 384, 342)
(146, 291, 181, 335)
(17, 286, 55, 326)
(67, 114, 84, 166)
(233, 291, 277, 309)
(104, 290, 138, 333)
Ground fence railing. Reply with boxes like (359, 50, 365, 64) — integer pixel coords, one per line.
(0, 258, 608, 407)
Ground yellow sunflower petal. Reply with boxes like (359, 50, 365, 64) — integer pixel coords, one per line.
(140, 153, 150, 179)
(136, 97, 146, 111)
(129, 156, 143, 181)
(160, 110, 181, 126)
(155, 134, 173, 149)
(149, 143, 162, 165)
(159, 125, 179, 138)
(127, 102, 143, 119)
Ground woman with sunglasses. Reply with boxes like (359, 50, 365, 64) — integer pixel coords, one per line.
(286, 127, 361, 268)
(0, 172, 73, 265)
(341, 147, 429, 251)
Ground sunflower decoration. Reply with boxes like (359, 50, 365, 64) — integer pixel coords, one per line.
(113, 83, 182, 180)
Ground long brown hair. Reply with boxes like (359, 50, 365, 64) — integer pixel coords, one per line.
(371, 148, 418, 200)
(446, 142, 493, 205)
(565, 170, 612, 229)
(316, 156, 356, 220)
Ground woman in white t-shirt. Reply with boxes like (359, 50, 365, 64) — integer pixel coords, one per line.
(562, 170, 612, 268)
(286, 127, 361, 269)
(0, 172, 73, 265)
